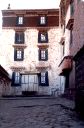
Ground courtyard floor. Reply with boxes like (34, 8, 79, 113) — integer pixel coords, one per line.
(0, 96, 84, 128)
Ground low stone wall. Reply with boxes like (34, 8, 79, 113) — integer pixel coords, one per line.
(0, 66, 11, 97)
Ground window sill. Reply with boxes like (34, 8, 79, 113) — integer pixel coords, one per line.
(36, 62, 50, 69)
(14, 59, 24, 61)
(13, 44, 27, 49)
(37, 43, 49, 48)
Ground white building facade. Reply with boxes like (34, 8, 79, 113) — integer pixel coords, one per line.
(1, 9, 65, 96)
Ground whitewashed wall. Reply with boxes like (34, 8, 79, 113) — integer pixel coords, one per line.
(0, 27, 65, 96)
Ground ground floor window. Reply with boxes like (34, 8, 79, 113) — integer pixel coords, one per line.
(41, 72, 46, 83)
(11, 71, 49, 87)
(11, 72, 21, 86)
(39, 71, 49, 86)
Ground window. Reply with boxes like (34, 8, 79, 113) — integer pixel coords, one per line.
(16, 16, 23, 25)
(11, 72, 21, 86)
(41, 72, 46, 83)
(70, 2, 74, 16)
(38, 32, 48, 43)
(39, 16, 47, 25)
(14, 48, 24, 61)
(77, 0, 80, 3)
(17, 50, 22, 59)
(40, 16, 46, 24)
(63, 44, 65, 56)
(62, 41, 65, 56)
(15, 72, 20, 84)
(38, 71, 49, 86)
(70, 30, 73, 45)
(39, 49, 48, 61)
(41, 34, 46, 41)
(41, 50, 46, 60)
(15, 32, 24, 43)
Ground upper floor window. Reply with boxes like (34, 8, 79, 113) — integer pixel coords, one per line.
(41, 50, 46, 60)
(39, 16, 47, 25)
(39, 49, 48, 61)
(14, 48, 24, 61)
(70, 30, 73, 45)
(16, 16, 23, 25)
(38, 31, 48, 43)
(41, 34, 46, 41)
(15, 32, 24, 44)
(40, 16, 45, 24)
(62, 42, 65, 56)
(70, 2, 74, 16)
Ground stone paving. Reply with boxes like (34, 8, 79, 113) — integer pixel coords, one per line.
(0, 97, 84, 128)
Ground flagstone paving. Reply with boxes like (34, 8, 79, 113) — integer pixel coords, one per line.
(0, 97, 84, 128)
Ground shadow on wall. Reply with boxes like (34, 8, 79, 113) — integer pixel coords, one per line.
(50, 76, 65, 97)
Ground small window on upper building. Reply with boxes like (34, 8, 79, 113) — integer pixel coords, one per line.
(70, 30, 73, 45)
(40, 16, 46, 24)
(39, 16, 47, 25)
(62, 41, 65, 56)
(14, 48, 24, 61)
(70, 1, 74, 16)
(39, 49, 48, 61)
(15, 32, 24, 44)
(38, 31, 48, 43)
(16, 16, 23, 25)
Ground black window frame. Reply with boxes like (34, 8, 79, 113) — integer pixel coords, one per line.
(70, 1, 74, 16)
(38, 31, 48, 43)
(16, 16, 24, 26)
(15, 32, 24, 44)
(39, 49, 48, 61)
(70, 29, 73, 45)
(11, 72, 21, 86)
(62, 41, 65, 56)
(39, 16, 47, 26)
(14, 48, 24, 61)
(38, 71, 49, 86)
